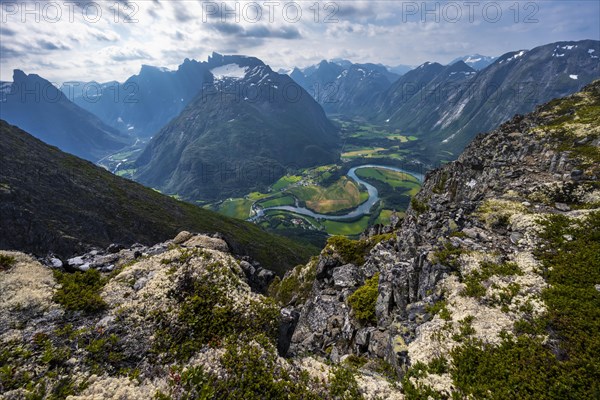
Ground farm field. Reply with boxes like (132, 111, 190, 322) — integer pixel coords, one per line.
(322, 215, 372, 236)
(287, 176, 368, 214)
(257, 195, 296, 208)
(356, 167, 421, 196)
(216, 198, 253, 220)
(207, 120, 425, 238)
(272, 175, 302, 191)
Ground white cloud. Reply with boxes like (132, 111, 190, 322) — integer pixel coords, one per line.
(0, 0, 598, 83)
(98, 46, 152, 62)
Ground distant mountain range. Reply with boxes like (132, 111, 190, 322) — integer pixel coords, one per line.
(288, 60, 400, 115)
(449, 54, 497, 70)
(0, 70, 131, 161)
(3, 40, 597, 203)
(63, 59, 213, 138)
(284, 41, 599, 163)
(386, 64, 414, 75)
(0, 119, 316, 273)
(134, 53, 339, 201)
(369, 40, 600, 161)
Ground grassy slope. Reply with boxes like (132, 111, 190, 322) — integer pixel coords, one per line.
(0, 121, 317, 275)
(356, 167, 421, 194)
(216, 199, 254, 220)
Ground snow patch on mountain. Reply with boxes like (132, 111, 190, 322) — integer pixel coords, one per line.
(0, 82, 13, 94)
(506, 51, 526, 62)
(210, 64, 248, 80)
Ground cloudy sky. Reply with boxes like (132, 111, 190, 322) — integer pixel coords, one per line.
(1, 0, 598, 83)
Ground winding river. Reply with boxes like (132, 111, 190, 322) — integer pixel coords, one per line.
(249, 165, 424, 222)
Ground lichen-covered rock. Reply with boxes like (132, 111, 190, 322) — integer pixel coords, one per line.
(0, 251, 61, 340)
(182, 234, 229, 252)
(0, 234, 281, 398)
(1, 234, 400, 399)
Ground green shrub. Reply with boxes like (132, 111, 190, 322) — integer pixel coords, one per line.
(432, 171, 449, 194)
(216, 335, 294, 399)
(269, 262, 317, 306)
(450, 231, 468, 238)
(367, 233, 395, 244)
(0, 254, 16, 271)
(83, 333, 125, 374)
(374, 359, 398, 381)
(401, 361, 445, 400)
(427, 356, 448, 374)
(328, 365, 363, 400)
(490, 282, 521, 309)
(450, 336, 562, 399)
(344, 354, 368, 369)
(479, 261, 522, 278)
(153, 264, 280, 361)
(452, 316, 476, 342)
(461, 274, 486, 298)
(327, 236, 370, 265)
(53, 269, 107, 313)
(425, 300, 452, 321)
(460, 261, 522, 299)
(347, 273, 379, 324)
(0, 342, 34, 391)
(1, 336, 87, 398)
(155, 334, 329, 400)
(431, 242, 464, 270)
(447, 212, 600, 399)
(410, 197, 429, 214)
(155, 365, 215, 400)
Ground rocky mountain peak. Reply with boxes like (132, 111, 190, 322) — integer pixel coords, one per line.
(11, 69, 29, 82)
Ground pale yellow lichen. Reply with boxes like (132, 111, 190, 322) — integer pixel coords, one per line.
(477, 199, 528, 228)
(67, 375, 167, 400)
(0, 251, 57, 316)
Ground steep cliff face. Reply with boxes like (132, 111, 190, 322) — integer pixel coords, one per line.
(286, 81, 600, 396)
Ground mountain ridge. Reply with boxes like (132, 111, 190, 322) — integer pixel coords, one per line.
(371, 39, 600, 162)
(1, 70, 131, 162)
(134, 55, 339, 201)
(0, 119, 317, 273)
(282, 79, 600, 396)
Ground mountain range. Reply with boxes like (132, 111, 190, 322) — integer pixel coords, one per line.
(449, 54, 497, 70)
(134, 53, 339, 201)
(0, 70, 131, 162)
(368, 39, 600, 161)
(288, 60, 400, 115)
(64, 59, 214, 138)
(2, 40, 598, 204)
(281, 40, 599, 163)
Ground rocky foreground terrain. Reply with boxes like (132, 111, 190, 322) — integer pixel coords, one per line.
(0, 232, 401, 399)
(279, 80, 600, 397)
(1, 82, 599, 399)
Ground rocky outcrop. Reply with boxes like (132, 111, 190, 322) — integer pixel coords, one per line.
(287, 80, 600, 387)
(0, 231, 400, 399)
